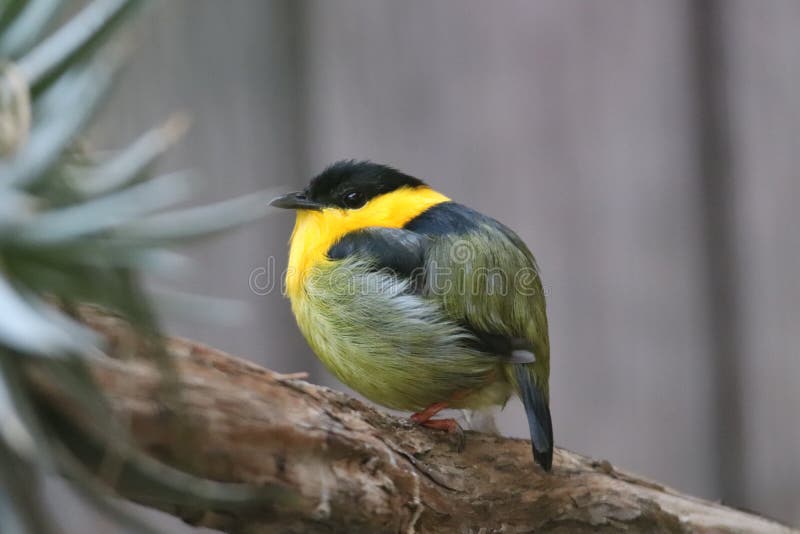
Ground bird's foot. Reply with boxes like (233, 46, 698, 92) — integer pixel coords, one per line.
(410, 402, 448, 424)
(419, 417, 460, 432)
(419, 418, 466, 452)
(410, 401, 466, 451)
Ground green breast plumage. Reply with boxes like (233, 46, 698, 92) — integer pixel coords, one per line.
(291, 257, 508, 411)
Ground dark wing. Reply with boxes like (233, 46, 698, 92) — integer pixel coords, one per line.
(326, 226, 535, 364)
(405, 202, 552, 469)
(403, 201, 549, 360)
(327, 226, 428, 284)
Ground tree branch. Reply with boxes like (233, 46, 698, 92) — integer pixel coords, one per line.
(31, 310, 794, 533)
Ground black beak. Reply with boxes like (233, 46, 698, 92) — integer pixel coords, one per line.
(269, 191, 323, 211)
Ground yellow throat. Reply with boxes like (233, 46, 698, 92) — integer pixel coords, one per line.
(285, 186, 449, 299)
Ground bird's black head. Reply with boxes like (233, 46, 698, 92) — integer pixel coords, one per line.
(270, 160, 426, 211)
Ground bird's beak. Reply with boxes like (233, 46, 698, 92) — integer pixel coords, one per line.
(269, 191, 323, 211)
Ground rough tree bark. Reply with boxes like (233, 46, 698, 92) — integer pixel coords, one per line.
(30, 310, 795, 533)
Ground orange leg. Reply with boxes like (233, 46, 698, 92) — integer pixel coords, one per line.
(412, 404, 460, 433)
(419, 418, 461, 433)
(410, 400, 466, 451)
(410, 398, 464, 435)
(410, 402, 448, 424)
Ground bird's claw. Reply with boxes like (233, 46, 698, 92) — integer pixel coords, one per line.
(415, 417, 466, 452)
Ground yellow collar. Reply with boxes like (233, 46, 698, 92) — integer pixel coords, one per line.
(285, 186, 449, 298)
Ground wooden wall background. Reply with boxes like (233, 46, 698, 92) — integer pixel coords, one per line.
(51, 1, 799, 531)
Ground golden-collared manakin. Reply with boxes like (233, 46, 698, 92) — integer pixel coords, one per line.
(271, 161, 553, 471)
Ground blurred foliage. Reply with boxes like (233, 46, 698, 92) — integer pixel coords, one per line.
(0, 1, 278, 532)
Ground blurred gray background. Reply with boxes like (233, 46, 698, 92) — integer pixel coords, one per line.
(55, 0, 799, 531)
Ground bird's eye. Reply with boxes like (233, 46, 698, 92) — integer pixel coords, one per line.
(342, 190, 366, 209)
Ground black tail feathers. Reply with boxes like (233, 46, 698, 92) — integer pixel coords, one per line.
(514, 364, 553, 471)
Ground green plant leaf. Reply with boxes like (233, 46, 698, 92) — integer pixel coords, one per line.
(0, 0, 29, 34)
(10, 171, 190, 244)
(117, 189, 276, 243)
(17, 0, 140, 89)
(0, 368, 35, 459)
(0, 278, 95, 356)
(74, 114, 190, 198)
(0, 448, 52, 534)
(0, 60, 113, 189)
(0, 0, 63, 58)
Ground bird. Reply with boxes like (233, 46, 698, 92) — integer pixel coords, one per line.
(270, 160, 553, 471)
